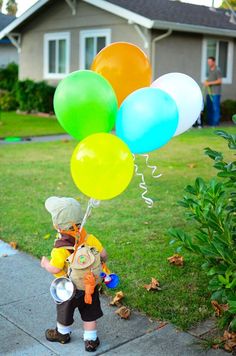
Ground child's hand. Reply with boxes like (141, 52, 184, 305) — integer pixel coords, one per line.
(41, 256, 49, 268)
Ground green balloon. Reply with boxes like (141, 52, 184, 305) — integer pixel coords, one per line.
(53, 70, 118, 140)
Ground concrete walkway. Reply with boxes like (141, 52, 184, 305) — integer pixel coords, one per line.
(0, 134, 72, 144)
(0, 240, 227, 356)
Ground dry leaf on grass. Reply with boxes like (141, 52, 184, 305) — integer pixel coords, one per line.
(110, 291, 124, 306)
(167, 254, 184, 266)
(9, 241, 17, 249)
(144, 278, 161, 291)
(221, 330, 236, 352)
(211, 300, 228, 317)
(115, 306, 131, 319)
(187, 163, 197, 169)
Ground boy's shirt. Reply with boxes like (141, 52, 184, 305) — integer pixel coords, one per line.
(50, 234, 103, 278)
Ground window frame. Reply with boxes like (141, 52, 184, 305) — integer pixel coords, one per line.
(79, 29, 111, 70)
(44, 32, 70, 79)
(201, 37, 234, 84)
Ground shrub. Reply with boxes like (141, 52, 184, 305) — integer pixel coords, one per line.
(221, 100, 236, 122)
(0, 90, 18, 111)
(15, 80, 55, 113)
(168, 128, 236, 330)
(0, 62, 18, 91)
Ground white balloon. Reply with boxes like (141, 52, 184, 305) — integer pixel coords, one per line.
(151, 73, 203, 136)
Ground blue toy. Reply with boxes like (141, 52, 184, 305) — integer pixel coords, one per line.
(100, 272, 119, 289)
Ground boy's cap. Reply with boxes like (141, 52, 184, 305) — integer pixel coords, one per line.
(45, 197, 83, 230)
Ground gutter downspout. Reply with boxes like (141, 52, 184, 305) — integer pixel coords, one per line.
(152, 29, 172, 78)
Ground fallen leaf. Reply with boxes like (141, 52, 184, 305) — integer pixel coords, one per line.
(43, 233, 51, 240)
(212, 344, 220, 350)
(211, 300, 228, 317)
(9, 241, 17, 249)
(187, 163, 197, 169)
(110, 291, 124, 306)
(224, 339, 236, 352)
(156, 322, 168, 330)
(167, 254, 184, 266)
(115, 306, 131, 319)
(144, 278, 161, 291)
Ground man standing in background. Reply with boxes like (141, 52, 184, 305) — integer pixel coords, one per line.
(204, 56, 222, 126)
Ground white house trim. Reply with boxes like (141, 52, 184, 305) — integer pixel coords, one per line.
(7, 33, 21, 53)
(43, 32, 70, 79)
(201, 37, 234, 84)
(79, 28, 111, 69)
(152, 20, 236, 38)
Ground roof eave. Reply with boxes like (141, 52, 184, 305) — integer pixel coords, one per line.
(82, 0, 154, 28)
(0, 0, 50, 40)
(152, 20, 236, 38)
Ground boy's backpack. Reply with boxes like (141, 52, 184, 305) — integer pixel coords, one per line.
(62, 243, 102, 291)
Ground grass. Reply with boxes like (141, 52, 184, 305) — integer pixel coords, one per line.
(0, 111, 66, 138)
(0, 124, 235, 330)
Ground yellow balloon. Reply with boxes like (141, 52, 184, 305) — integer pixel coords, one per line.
(71, 133, 134, 200)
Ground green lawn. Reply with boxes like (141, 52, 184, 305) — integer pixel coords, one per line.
(0, 124, 235, 330)
(0, 111, 66, 138)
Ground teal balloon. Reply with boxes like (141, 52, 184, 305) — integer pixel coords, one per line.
(116, 87, 179, 154)
(53, 70, 118, 140)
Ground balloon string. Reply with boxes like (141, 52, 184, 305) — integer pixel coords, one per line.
(141, 154, 162, 179)
(79, 198, 100, 232)
(133, 154, 153, 208)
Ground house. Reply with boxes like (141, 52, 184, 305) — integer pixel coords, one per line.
(0, 12, 18, 67)
(0, 0, 235, 100)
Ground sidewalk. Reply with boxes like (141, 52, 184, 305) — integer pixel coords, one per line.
(0, 134, 72, 145)
(0, 241, 227, 356)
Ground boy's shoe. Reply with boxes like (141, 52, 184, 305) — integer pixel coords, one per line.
(45, 328, 71, 344)
(84, 337, 100, 352)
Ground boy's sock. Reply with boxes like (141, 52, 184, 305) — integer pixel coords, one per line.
(57, 322, 72, 335)
(83, 329, 97, 341)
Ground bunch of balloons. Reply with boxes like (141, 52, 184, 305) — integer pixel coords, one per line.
(53, 41, 203, 204)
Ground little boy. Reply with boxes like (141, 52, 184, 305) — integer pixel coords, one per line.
(41, 196, 107, 352)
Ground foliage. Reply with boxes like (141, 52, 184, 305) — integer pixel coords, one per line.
(15, 80, 55, 113)
(0, 62, 18, 92)
(169, 129, 236, 330)
(221, 100, 236, 122)
(221, 0, 236, 10)
(0, 90, 18, 111)
(6, 0, 17, 15)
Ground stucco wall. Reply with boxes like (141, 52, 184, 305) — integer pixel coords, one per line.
(18, 0, 145, 85)
(153, 31, 236, 101)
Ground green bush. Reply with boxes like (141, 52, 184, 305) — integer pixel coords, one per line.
(169, 129, 236, 330)
(15, 80, 55, 113)
(0, 63, 18, 91)
(221, 100, 236, 122)
(0, 90, 18, 111)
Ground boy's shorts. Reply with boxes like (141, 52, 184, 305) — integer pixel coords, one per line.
(57, 286, 103, 326)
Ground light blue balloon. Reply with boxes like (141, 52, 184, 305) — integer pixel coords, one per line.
(116, 87, 179, 154)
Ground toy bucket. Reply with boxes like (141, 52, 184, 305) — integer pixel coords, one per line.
(50, 277, 75, 304)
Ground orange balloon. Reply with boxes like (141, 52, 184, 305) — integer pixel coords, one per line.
(91, 42, 152, 106)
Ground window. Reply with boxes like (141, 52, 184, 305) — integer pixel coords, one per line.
(44, 32, 70, 79)
(201, 38, 234, 84)
(79, 29, 111, 69)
